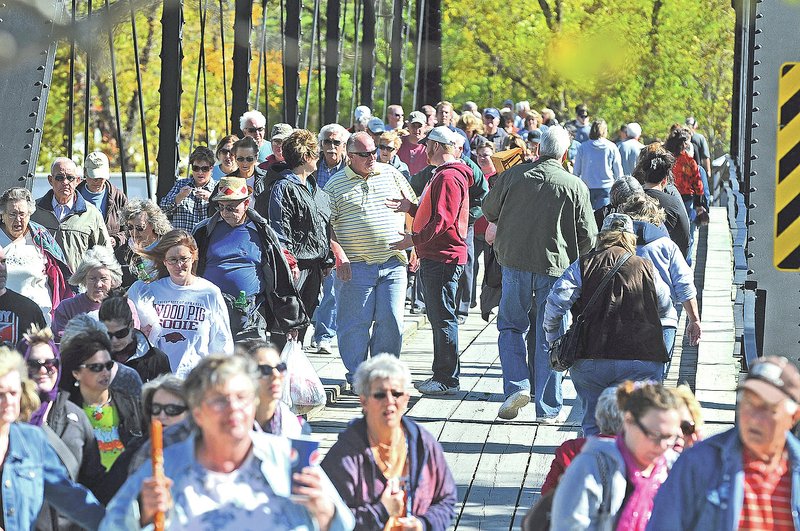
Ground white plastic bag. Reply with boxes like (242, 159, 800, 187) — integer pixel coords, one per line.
(280, 340, 327, 415)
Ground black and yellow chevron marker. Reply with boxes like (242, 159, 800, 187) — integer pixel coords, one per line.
(775, 62, 800, 270)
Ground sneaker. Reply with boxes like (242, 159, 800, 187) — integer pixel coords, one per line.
(498, 390, 531, 420)
(413, 377, 432, 390)
(306, 340, 319, 351)
(537, 410, 568, 424)
(417, 379, 460, 396)
(317, 340, 332, 355)
(457, 315, 467, 325)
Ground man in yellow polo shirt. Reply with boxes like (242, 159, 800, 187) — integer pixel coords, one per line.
(323, 132, 417, 387)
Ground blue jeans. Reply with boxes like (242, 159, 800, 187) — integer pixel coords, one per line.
(335, 257, 406, 384)
(420, 258, 463, 387)
(312, 269, 337, 343)
(497, 267, 565, 417)
(570, 358, 664, 436)
(662, 326, 677, 379)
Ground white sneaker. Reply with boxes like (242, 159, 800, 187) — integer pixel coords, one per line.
(416, 379, 460, 395)
(317, 340, 332, 354)
(498, 390, 531, 420)
(537, 410, 568, 424)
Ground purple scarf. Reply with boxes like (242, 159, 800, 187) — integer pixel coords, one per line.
(614, 434, 669, 531)
(20, 336, 61, 427)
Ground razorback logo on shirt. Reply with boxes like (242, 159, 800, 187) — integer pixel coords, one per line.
(163, 332, 187, 343)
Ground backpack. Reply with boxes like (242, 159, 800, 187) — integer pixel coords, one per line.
(521, 452, 614, 531)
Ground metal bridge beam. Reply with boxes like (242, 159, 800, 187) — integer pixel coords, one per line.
(156, 0, 184, 201)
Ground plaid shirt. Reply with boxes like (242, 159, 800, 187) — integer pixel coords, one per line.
(672, 152, 704, 197)
(160, 177, 217, 232)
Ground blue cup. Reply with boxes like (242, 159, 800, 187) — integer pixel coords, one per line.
(289, 436, 320, 476)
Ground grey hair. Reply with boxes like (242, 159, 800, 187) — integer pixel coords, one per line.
(239, 110, 266, 130)
(183, 355, 260, 410)
(50, 157, 77, 176)
(318, 123, 351, 144)
(609, 175, 644, 207)
(516, 100, 530, 112)
(539, 126, 572, 159)
(626, 122, 642, 139)
(595, 386, 624, 435)
(0, 187, 36, 216)
(122, 198, 173, 237)
(60, 314, 107, 351)
(353, 354, 411, 396)
(141, 373, 186, 417)
(463, 101, 478, 112)
(69, 246, 123, 288)
(347, 131, 373, 152)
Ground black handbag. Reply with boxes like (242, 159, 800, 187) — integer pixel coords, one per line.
(549, 252, 632, 372)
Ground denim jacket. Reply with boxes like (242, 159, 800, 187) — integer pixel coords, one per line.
(647, 426, 800, 530)
(101, 431, 355, 531)
(3, 423, 104, 530)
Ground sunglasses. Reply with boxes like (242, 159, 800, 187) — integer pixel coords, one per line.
(218, 201, 247, 212)
(393, 113, 404, 118)
(53, 173, 78, 182)
(26, 358, 59, 373)
(236, 156, 256, 163)
(322, 139, 343, 147)
(245, 127, 265, 133)
(378, 145, 396, 151)
(107, 327, 130, 340)
(219, 148, 233, 156)
(79, 360, 115, 373)
(150, 402, 188, 417)
(371, 390, 406, 400)
(258, 362, 288, 377)
(192, 165, 211, 172)
(350, 151, 376, 159)
(126, 224, 147, 232)
(680, 420, 696, 437)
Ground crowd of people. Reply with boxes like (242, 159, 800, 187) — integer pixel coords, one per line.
(0, 96, 790, 531)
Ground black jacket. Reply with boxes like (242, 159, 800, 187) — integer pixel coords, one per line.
(120, 330, 172, 383)
(193, 209, 309, 333)
(68, 387, 144, 448)
(261, 163, 332, 268)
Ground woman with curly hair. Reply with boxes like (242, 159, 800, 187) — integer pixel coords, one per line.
(116, 198, 173, 287)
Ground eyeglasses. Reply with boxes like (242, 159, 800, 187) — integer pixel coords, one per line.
(150, 402, 188, 417)
(204, 393, 255, 411)
(322, 139, 343, 147)
(79, 360, 115, 373)
(258, 362, 288, 377)
(378, 145, 396, 151)
(26, 358, 59, 374)
(192, 165, 211, 172)
(126, 224, 147, 232)
(236, 156, 255, 163)
(349, 151, 377, 159)
(107, 327, 130, 340)
(633, 416, 678, 447)
(680, 420, 696, 437)
(245, 127, 265, 134)
(393, 114, 404, 118)
(371, 390, 406, 401)
(6, 211, 29, 219)
(219, 148, 233, 156)
(218, 201, 247, 213)
(53, 173, 78, 182)
(165, 256, 192, 266)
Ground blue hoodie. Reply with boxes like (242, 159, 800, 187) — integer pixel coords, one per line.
(633, 220, 697, 328)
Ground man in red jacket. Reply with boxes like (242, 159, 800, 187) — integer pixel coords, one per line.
(388, 126, 473, 395)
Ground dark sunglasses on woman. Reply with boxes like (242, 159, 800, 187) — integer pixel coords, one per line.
(258, 362, 287, 377)
(150, 403, 188, 416)
(26, 359, 59, 373)
(79, 361, 115, 373)
(107, 327, 130, 340)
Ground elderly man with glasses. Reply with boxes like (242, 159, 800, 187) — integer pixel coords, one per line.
(323, 131, 417, 389)
(239, 109, 272, 162)
(31, 157, 110, 272)
(193, 177, 305, 342)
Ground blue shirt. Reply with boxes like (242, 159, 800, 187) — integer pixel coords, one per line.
(204, 220, 265, 297)
(79, 186, 108, 216)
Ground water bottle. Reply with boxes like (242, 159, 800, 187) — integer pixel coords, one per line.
(234, 290, 248, 311)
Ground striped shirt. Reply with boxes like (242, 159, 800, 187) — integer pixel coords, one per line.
(324, 163, 417, 265)
(739, 449, 794, 531)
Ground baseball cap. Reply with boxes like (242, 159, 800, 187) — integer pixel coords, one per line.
(84, 152, 110, 180)
(420, 126, 459, 147)
(626, 122, 642, 139)
(354, 105, 372, 121)
(270, 123, 294, 142)
(740, 356, 800, 404)
(483, 108, 500, 120)
(408, 111, 426, 125)
(527, 129, 543, 144)
(367, 117, 386, 134)
(601, 213, 635, 234)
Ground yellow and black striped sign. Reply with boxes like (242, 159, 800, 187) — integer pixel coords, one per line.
(775, 62, 800, 270)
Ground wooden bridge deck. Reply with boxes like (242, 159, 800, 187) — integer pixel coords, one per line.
(305, 206, 739, 530)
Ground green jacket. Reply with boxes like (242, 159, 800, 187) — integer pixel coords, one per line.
(483, 157, 597, 277)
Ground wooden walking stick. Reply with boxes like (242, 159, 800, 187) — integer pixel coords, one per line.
(151, 419, 165, 531)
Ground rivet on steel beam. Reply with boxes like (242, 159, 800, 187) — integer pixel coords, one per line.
(32, 96, 39, 101)
(33, 81, 42, 86)
(753, 107, 759, 112)
(37, 65, 44, 70)
(748, 236, 756, 242)
(755, 29, 762, 34)
(754, 61, 761, 66)
(25, 128, 34, 133)
(756, 12, 763, 18)
(752, 123, 759, 128)
(750, 186, 758, 192)
(23, 144, 31, 149)
(754, 44, 762, 50)
(35, 128, 41, 132)
(747, 252, 754, 258)
(751, 155, 758, 160)
(750, 171, 757, 176)
(42, 83, 48, 88)
(747, 219, 757, 225)
(748, 203, 757, 209)
(752, 139, 759, 144)
(747, 270, 754, 275)
(28, 112, 37, 117)
(753, 91, 760, 96)
(753, 75, 761, 81)
(19, 160, 28, 165)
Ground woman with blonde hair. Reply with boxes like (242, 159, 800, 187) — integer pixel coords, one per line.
(670, 384, 704, 450)
(0, 346, 105, 528)
(377, 130, 411, 180)
(127, 229, 233, 377)
(544, 213, 674, 435)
